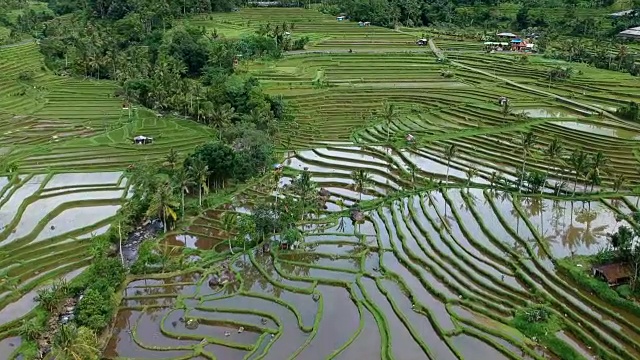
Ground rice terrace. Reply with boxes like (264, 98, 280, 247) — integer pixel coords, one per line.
(2, 1, 640, 360)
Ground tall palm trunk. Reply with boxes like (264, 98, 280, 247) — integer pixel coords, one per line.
(118, 221, 124, 266)
(181, 190, 185, 217)
(519, 152, 527, 193)
(163, 211, 167, 233)
(573, 174, 578, 196)
(199, 186, 202, 206)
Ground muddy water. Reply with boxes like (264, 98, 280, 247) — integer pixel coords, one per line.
(0, 336, 20, 360)
(294, 285, 359, 360)
(451, 334, 510, 360)
(33, 205, 120, 242)
(360, 277, 427, 359)
(204, 344, 249, 359)
(335, 299, 382, 360)
(517, 198, 622, 258)
(0, 174, 46, 230)
(381, 279, 457, 360)
(202, 295, 308, 360)
(43, 172, 122, 189)
(5, 190, 123, 243)
(103, 309, 192, 359)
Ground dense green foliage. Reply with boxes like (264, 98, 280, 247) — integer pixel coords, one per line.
(512, 305, 585, 360)
(320, 0, 640, 34)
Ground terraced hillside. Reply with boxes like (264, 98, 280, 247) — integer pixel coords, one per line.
(0, 172, 128, 358)
(100, 7, 640, 360)
(0, 42, 216, 172)
(0, 38, 215, 356)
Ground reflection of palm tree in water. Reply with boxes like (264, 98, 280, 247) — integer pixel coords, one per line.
(561, 204, 605, 254)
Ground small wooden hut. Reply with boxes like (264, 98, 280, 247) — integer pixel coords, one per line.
(592, 263, 631, 286)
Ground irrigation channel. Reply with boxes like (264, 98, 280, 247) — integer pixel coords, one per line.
(2, 6, 640, 360)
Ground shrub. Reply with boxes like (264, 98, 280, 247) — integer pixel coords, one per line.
(19, 318, 45, 341)
(616, 285, 632, 298)
(17, 71, 34, 81)
(75, 288, 115, 332)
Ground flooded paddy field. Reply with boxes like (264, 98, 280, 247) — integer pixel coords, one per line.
(3, 6, 640, 360)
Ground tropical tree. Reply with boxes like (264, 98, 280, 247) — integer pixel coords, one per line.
(188, 158, 210, 207)
(210, 103, 236, 140)
(164, 148, 179, 171)
(351, 169, 373, 202)
(146, 180, 179, 233)
(172, 168, 193, 217)
(568, 148, 589, 195)
(444, 144, 457, 184)
(545, 137, 564, 195)
(407, 162, 418, 189)
(221, 212, 238, 254)
(465, 167, 478, 193)
(588, 151, 608, 192)
(613, 174, 625, 193)
(518, 131, 537, 193)
(381, 101, 399, 141)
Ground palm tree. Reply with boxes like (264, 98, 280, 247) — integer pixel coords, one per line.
(407, 162, 418, 189)
(381, 102, 399, 141)
(568, 149, 589, 195)
(444, 144, 457, 184)
(465, 167, 478, 193)
(546, 137, 564, 195)
(164, 148, 179, 171)
(351, 169, 373, 202)
(613, 174, 625, 192)
(617, 44, 628, 70)
(172, 168, 193, 217)
(146, 181, 179, 233)
(590, 151, 608, 184)
(221, 212, 238, 254)
(518, 131, 537, 193)
(210, 103, 236, 140)
(188, 158, 210, 207)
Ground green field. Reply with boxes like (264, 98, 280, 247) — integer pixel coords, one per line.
(0, 37, 215, 358)
(3, 6, 640, 360)
(98, 8, 640, 360)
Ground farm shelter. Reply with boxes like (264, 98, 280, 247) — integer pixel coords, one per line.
(592, 263, 632, 286)
(133, 135, 153, 144)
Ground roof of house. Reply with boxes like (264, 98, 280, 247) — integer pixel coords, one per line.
(593, 263, 632, 283)
(619, 26, 640, 38)
(497, 32, 518, 38)
(609, 9, 636, 17)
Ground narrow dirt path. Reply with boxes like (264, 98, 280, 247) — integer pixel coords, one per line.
(0, 39, 34, 49)
(428, 39, 626, 122)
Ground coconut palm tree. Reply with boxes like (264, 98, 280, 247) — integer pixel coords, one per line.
(568, 149, 589, 195)
(407, 162, 418, 189)
(351, 169, 373, 202)
(546, 137, 564, 195)
(613, 174, 625, 193)
(210, 103, 236, 140)
(518, 131, 537, 193)
(172, 168, 193, 217)
(188, 158, 210, 207)
(146, 180, 179, 233)
(617, 44, 628, 70)
(444, 144, 457, 184)
(381, 101, 399, 142)
(465, 167, 478, 193)
(589, 152, 608, 189)
(221, 212, 238, 254)
(164, 148, 179, 171)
